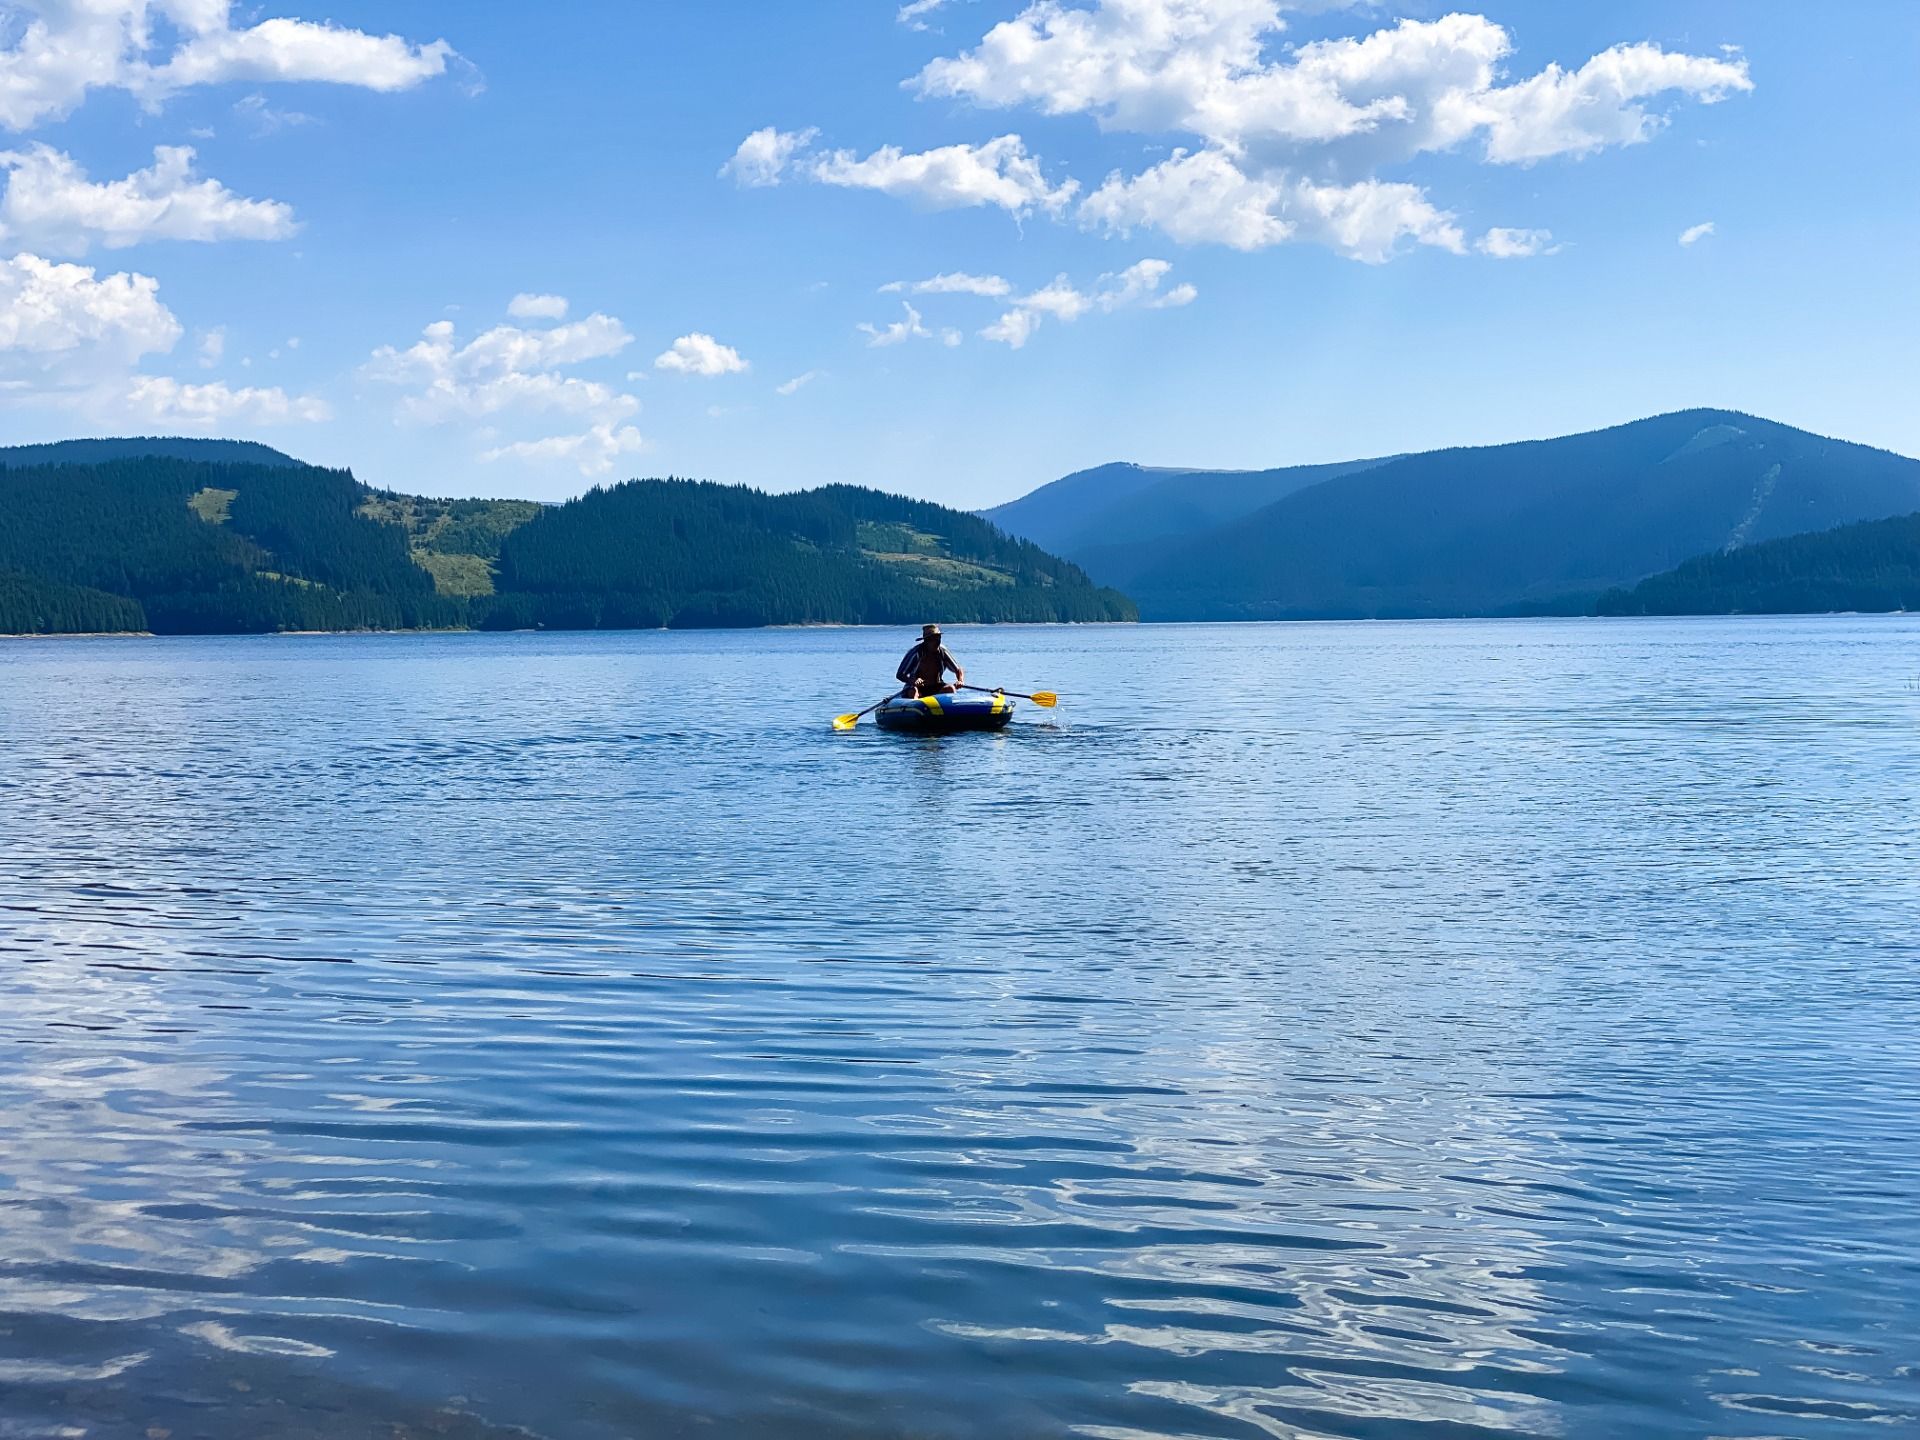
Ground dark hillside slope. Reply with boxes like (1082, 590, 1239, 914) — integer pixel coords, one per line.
(1597, 512, 1920, 616)
(1126, 411, 1920, 619)
(0, 437, 301, 468)
(0, 457, 458, 632)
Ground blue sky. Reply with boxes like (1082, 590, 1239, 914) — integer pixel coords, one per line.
(0, 0, 1914, 508)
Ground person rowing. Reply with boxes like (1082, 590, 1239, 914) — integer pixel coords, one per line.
(896, 623, 964, 698)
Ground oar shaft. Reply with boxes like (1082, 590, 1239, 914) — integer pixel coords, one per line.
(960, 684, 1042, 701)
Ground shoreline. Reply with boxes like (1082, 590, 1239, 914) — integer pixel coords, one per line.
(5, 611, 1916, 641)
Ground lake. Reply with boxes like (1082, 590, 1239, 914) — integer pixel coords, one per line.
(3, 619, 1918, 1439)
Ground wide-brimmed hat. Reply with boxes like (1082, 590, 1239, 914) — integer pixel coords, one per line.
(921, 623, 942, 636)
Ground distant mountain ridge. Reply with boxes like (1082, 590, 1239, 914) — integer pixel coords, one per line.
(0, 437, 303, 469)
(985, 411, 1920, 619)
(982, 456, 1392, 567)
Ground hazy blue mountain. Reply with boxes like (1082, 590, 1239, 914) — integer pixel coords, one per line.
(1122, 410, 1920, 619)
(0, 437, 303, 468)
(1597, 511, 1920, 616)
(983, 457, 1390, 578)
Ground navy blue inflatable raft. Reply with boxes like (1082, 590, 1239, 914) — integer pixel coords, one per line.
(874, 691, 1016, 734)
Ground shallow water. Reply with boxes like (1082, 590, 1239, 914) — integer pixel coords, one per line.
(3, 619, 1918, 1440)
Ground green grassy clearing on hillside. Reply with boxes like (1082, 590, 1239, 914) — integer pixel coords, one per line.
(188, 488, 237, 524)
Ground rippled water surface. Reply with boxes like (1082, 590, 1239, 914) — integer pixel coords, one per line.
(4, 620, 1919, 1440)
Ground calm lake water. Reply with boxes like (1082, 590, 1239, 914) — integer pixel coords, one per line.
(3, 619, 1919, 1440)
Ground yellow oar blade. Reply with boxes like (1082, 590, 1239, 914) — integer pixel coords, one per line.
(1030, 691, 1058, 708)
(832, 713, 859, 731)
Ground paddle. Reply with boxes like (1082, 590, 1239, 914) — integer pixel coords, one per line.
(959, 684, 1058, 708)
(832, 696, 893, 731)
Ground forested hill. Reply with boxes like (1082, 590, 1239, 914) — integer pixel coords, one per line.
(1596, 512, 1920, 616)
(0, 452, 1133, 634)
(489, 479, 1132, 628)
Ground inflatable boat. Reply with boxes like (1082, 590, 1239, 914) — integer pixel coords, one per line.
(874, 691, 1016, 734)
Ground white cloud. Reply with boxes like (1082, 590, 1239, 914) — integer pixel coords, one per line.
(776, 369, 820, 395)
(0, 1, 455, 131)
(0, 143, 294, 255)
(978, 307, 1038, 349)
(196, 325, 225, 367)
(1679, 220, 1715, 247)
(141, 16, 455, 101)
(0, 251, 180, 360)
(1286, 174, 1464, 263)
(508, 292, 569, 321)
(898, 0, 954, 30)
(880, 271, 1011, 296)
(1474, 44, 1752, 166)
(1080, 147, 1291, 251)
(365, 312, 638, 424)
(125, 374, 329, 425)
(1477, 226, 1558, 259)
(482, 422, 646, 477)
(1081, 147, 1461, 261)
(981, 257, 1195, 348)
(859, 301, 931, 348)
(805, 134, 1076, 216)
(889, 2, 1752, 261)
(916, 5, 1748, 167)
(720, 126, 818, 187)
(654, 332, 749, 376)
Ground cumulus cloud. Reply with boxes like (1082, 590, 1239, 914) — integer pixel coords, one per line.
(0, 143, 294, 255)
(1081, 148, 1462, 261)
(915, 5, 1747, 168)
(880, 271, 1011, 296)
(507, 292, 568, 320)
(720, 125, 819, 187)
(0, 251, 180, 360)
(807, 134, 1077, 216)
(364, 307, 638, 424)
(1477, 226, 1558, 259)
(863, 1, 1753, 260)
(141, 15, 455, 101)
(1080, 147, 1291, 250)
(897, 0, 954, 30)
(1474, 44, 1752, 166)
(981, 257, 1195, 348)
(0, 0, 456, 131)
(196, 325, 225, 367)
(1679, 220, 1715, 246)
(776, 370, 820, 395)
(729, 128, 1077, 217)
(125, 374, 329, 425)
(654, 332, 749, 376)
(482, 423, 646, 477)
